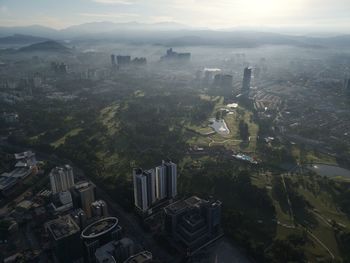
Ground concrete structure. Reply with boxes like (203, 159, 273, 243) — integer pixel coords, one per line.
(49, 165, 74, 194)
(81, 217, 122, 263)
(72, 181, 96, 218)
(242, 67, 252, 94)
(164, 196, 222, 253)
(45, 215, 83, 263)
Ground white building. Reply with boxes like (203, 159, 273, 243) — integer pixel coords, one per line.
(133, 160, 177, 213)
(156, 160, 177, 200)
(132, 168, 156, 213)
(49, 165, 74, 194)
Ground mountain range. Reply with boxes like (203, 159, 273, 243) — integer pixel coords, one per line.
(0, 22, 350, 49)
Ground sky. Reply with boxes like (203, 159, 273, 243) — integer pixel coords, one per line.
(0, 0, 350, 32)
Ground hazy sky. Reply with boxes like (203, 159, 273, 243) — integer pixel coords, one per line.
(0, 0, 350, 31)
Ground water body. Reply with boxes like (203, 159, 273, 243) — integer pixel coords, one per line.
(209, 118, 230, 135)
(308, 164, 350, 178)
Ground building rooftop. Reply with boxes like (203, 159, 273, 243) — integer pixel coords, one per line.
(0, 175, 17, 191)
(14, 151, 35, 160)
(165, 196, 205, 214)
(95, 242, 117, 263)
(81, 217, 119, 239)
(74, 181, 95, 191)
(124, 251, 153, 263)
(45, 215, 80, 241)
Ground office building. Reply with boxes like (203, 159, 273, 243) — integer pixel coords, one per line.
(161, 48, 191, 62)
(45, 215, 83, 263)
(203, 68, 221, 85)
(81, 217, 122, 263)
(155, 160, 177, 200)
(50, 191, 73, 214)
(242, 67, 252, 94)
(72, 181, 96, 218)
(345, 78, 350, 95)
(94, 238, 135, 263)
(111, 54, 116, 67)
(213, 74, 233, 89)
(133, 168, 156, 213)
(49, 165, 75, 194)
(0, 151, 37, 196)
(132, 57, 147, 66)
(117, 55, 131, 66)
(164, 196, 222, 253)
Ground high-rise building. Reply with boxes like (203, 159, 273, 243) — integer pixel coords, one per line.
(133, 160, 178, 214)
(344, 78, 350, 95)
(45, 215, 83, 263)
(94, 238, 135, 263)
(117, 55, 131, 66)
(155, 160, 177, 200)
(160, 48, 191, 62)
(72, 181, 96, 218)
(49, 165, 74, 194)
(111, 54, 116, 67)
(242, 67, 252, 94)
(81, 217, 122, 263)
(213, 74, 233, 89)
(164, 196, 222, 253)
(133, 168, 156, 212)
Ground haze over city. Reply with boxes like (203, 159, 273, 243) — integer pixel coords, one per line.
(1, 0, 350, 263)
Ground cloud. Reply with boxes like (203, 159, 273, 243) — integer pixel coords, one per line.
(0, 5, 9, 14)
(92, 0, 134, 4)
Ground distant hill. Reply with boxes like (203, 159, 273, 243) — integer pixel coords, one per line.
(18, 40, 70, 53)
(0, 34, 50, 45)
(0, 25, 58, 38)
(0, 23, 350, 49)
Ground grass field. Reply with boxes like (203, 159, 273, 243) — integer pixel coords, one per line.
(186, 95, 259, 153)
(51, 128, 83, 148)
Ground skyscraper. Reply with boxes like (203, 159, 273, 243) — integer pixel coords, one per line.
(49, 165, 74, 194)
(45, 215, 83, 263)
(242, 67, 252, 94)
(133, 160, 177, 213)
(72, 181, 96, 218)
(111, 54, 116, 67)
(155, 160, 177, 200)
(344, 78, 350, 95)
(133, 168, 156, 212)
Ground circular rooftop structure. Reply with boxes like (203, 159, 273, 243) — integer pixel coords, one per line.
(81, 217, 118, 239)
